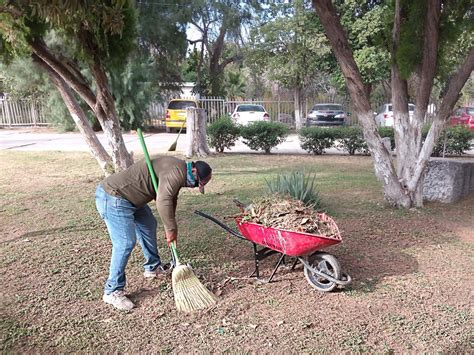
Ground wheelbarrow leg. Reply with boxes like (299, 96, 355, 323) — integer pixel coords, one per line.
(291, 257, 299, 271)
(268, 253, 285, 283)
(250, 243, 260, 278)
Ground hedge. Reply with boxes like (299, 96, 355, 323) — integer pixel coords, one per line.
(240, 121, 289, 153)
(207, 116, 240, 153)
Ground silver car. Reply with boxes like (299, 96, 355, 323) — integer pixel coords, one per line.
(306, 103, 347, 127)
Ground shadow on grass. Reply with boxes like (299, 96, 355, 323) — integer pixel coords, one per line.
(2, 224, 101, 245)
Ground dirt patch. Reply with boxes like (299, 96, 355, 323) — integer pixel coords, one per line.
(1, 152, 472, 353)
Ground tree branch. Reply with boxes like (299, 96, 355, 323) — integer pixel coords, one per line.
(414, 0, 441, 122)
(30, 38, 96, 109)
(311, 0, 371, 113)
(408, 47, 474, 191)
(189, 20, 204, 34)
(188, 39, 203, 45)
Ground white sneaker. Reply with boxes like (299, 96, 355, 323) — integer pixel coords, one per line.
(143, 263, 171, 278)
(103, 290, 134, 311)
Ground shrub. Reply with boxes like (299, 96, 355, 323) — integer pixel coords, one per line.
(336, 126, 369, 155)
(240, 121, 289, 153)
(378, 127, 395, 149)
(265, 170, 321, 209)
(299, 127, 338, 155)
(423, 125, 474, 157)
(207, 116, 241, 153)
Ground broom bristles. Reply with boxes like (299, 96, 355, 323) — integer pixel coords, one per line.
(172, 264, 217, 312)
(168, 142, 177, 151)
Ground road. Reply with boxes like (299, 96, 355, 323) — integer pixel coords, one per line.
(1, 127, 473, 156)
(0, 127, 311, 155)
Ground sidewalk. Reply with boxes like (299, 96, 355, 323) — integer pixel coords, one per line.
(1, 127, 473, 156)
(0, 128, 313, 155)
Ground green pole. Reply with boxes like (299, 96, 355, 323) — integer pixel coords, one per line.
(137, 128, 180, 263)
(137, 128, 159, 192)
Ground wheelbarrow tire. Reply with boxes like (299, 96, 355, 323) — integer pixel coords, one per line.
(304, 252, 341, 292)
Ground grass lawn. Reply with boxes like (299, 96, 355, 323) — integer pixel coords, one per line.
(1, 151, 472, 353)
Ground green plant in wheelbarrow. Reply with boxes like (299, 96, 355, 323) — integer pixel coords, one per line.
(265, 170, 321, 209)
(207, 116, 241, 153)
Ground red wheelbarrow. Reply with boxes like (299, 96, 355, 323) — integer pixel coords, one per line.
(194, 207, 351, 292)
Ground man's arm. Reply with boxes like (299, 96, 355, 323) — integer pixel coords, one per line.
(156, 174, 180, 243)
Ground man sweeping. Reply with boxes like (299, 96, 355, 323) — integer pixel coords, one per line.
(95, 156, 212, 311)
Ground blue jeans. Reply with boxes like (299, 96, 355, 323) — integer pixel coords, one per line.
(95, 185, 161, 294)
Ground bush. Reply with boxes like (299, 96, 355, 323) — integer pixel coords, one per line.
(423, 125, 474, 157)
(240, 121, 289, 153)
(207, 116, 241, 153)
(265, 170, 321, 209)
(378, 127, 395, 149)
(299, 127, 338, 155)
(335, 126, 369, 155)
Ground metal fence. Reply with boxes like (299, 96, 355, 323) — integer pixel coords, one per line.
(0, 99, 48, 127)
(146, 96, 305, 128)
(0, 95, 442, 128)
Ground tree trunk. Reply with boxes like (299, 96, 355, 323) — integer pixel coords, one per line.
(391, 0, 417, 203)
(407, 47, 474, 192)
(312, 0, 412, 208)
(30, 37, 132, 172)
(185, 108, 211, 158)
(294, 87, 304, 129)
(313, 0, 473, 208)
(32, 54, 114, 176)
(80, 29, 133, 171)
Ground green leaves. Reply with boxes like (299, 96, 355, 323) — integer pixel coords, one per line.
(207, 116, 241, 153)
(240, 121, 289, 154)
(299, 127, 338, 155)
(265, 170, 321, 209)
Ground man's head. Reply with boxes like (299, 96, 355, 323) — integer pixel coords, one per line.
(192, 161, 212, 193)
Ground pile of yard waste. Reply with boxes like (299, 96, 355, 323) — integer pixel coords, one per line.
(237, 196, 336, 237)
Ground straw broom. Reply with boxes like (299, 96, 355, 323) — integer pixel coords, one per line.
(170, 242, 217, 312)
(137, 128, 217, 312)
(168, 121, 186, 152)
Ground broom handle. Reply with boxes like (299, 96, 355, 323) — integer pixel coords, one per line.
(169, 241, 181, 265)
(137, 128, 159, 192)
(176, 120, 185, 138)
(137, 128, 181, 264)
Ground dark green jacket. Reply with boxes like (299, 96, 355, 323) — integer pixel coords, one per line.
(102, 156, 187, 231)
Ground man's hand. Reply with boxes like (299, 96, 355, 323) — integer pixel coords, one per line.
(165, 230, 177, 245)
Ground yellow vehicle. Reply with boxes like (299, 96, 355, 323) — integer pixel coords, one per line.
(165, 99, 199, 133)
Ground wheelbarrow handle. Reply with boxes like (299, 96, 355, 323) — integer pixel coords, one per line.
(194, 210, 246, 240)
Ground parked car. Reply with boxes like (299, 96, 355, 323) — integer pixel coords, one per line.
(231, 104, 270, 126)
(449, 106, 474, 131)
(306, 103, 348, 127)
(375, 103, 415, 127)
(165, 99, 199, 133)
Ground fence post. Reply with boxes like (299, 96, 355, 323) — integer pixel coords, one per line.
(6, 100, 12, 127)
(32, 100, 38, 126)
(277, 95, 281, 122)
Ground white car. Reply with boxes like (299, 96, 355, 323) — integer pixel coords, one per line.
(231, 104, 270, 126)
(375, 103, 415, 127)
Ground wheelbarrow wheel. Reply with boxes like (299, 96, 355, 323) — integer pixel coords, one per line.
(304, 252, 341, 292)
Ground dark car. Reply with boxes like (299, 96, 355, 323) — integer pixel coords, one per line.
(306, 103, 347, 127)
